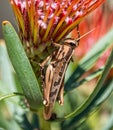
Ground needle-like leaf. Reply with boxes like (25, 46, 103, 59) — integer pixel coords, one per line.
(2, 21, 42, 110)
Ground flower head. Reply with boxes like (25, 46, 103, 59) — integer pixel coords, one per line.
(72, 1, 113, 64)
(72, 1, 113, 79)
(10, 0, 105, 62)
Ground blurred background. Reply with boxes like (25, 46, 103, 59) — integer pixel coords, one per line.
(0, 0, 113, 130)
(0, 0, 16, 38)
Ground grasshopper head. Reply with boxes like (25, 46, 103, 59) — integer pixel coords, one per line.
(64, 38, 79, 48)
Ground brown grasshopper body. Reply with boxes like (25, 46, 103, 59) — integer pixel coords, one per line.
(41, 38, 79, 120)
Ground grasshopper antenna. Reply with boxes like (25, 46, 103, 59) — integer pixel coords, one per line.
(76, 24, 80, 44)
(76, 27, 96, 42)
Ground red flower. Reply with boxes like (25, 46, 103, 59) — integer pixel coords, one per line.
(72, 1, 113, 77)
(10, 0, 105, 50)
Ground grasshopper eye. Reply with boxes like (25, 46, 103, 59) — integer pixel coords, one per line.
(69, 41, 76, 46)
(69, 40, 79, 48)
(64, 38, 79, 47)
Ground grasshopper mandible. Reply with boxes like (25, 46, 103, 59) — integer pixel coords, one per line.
(40, 38, 79, 120)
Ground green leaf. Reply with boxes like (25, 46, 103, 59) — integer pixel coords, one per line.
(102, 112, 113, 130)
(95, 80, 113, 106)
(0, 40, 17, 93)
(69, 65, 113, 89)
(2, 21, 42, 110)
(63, 47, 113, 122)
(61, 48, 113, 129)
(0, 93, 24, 101)
(0, 40, 25, 117)
(65, 28, 113, 91)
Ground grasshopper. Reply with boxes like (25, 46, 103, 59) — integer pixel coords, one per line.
(39, 25, 81, 120)
(40, 38, 79, 120)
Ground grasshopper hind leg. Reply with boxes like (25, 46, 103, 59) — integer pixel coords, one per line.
(43, 64, 54, 106)
(57, 77, 64, 105)
(39, 55, 52, 106)
(44, 103, 57, 120)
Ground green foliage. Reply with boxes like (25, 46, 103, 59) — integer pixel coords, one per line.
(2, 21, 42, 110)
(0, 22, 113, 130)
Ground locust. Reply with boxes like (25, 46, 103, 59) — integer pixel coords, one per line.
(38, 25, 81, 120)
(40, 38, 79, 120)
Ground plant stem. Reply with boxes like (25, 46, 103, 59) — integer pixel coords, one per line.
(38, 109, 51, 130)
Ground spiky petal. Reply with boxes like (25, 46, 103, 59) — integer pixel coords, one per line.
(10, 0, 105, 61)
